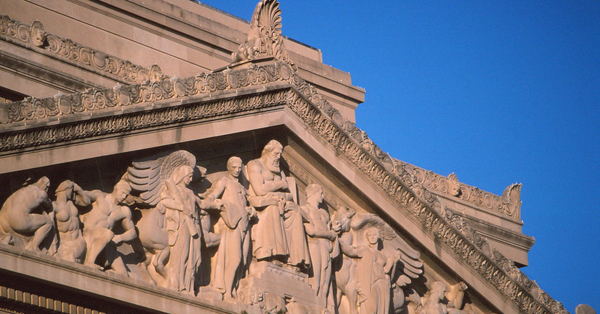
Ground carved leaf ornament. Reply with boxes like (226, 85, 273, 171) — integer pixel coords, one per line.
(0, 1, 565, 314)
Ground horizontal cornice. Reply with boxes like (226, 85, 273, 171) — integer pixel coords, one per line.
(0, 59, 566, 314)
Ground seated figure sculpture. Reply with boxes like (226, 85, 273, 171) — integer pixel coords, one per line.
(53, 180, 91, 263)
(202, 156, 256, 300)
(0, 177, 55, 253)
(246, 140, 310, 267)
(81, 180, 136, 275)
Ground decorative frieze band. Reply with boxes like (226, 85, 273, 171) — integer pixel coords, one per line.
(284, 72, 567, 314)
(0, 55, 565, 314)
(0, 61, 293, 126)
(0, 15, 164, 86)
(0, 89, 289, 152)
(393, 160, 522, 220)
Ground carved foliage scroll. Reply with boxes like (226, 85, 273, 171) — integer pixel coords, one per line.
(0, 61, 293, 126)
(284, 73, 565, 314)
(0, 15, 164, 85)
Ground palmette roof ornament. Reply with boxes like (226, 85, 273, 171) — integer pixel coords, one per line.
(0, 2, 570, 313)
(232, 0, 297, 70)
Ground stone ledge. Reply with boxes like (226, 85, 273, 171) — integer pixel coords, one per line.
(0, 244, 257, 314)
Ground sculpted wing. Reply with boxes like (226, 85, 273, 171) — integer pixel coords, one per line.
(349, 212, 423, 285)
(127, 150, 197, 206)
(350, 212, 396, 241)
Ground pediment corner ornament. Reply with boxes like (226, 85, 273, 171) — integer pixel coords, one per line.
(232, 0, 297, 71)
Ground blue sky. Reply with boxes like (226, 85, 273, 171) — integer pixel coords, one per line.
(199, 1, 600, 311)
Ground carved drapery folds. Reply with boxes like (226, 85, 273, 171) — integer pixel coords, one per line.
(0, 64, 564, 314)
(0, 1, 564, 313)
(0, 145, 427, 314)
(0, 63, 564, 314)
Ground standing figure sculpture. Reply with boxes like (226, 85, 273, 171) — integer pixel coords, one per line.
(246, 140, 310, 267)
(53, 180, 91, 263)
(129, 150, 215, 293)
(0, 177, 55, 253)
(302, 184, 339, 310)
(332, 210, 424, 314)
(202, 156, 255, 300)
(341, 227, 400, 314)
(162, 164, 203, 293)
(81, 180, 136, 275)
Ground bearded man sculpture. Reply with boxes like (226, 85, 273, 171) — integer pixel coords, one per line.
(246, 140, 310, 267)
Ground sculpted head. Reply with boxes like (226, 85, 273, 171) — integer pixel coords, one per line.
(113, 180, 132, 203)
(430, 281, 447, 301)
(331, 206, 355, 233)
(261, 140, 283, 173)
(305, 184, 323, 204)
(365, 227, 380, 246)
(55, 180, 74, 198)
(227, 156, 243, 178)
(34, 176, 51, 193)
(173, 165, 194, 186)
(31, 21, 47, 47)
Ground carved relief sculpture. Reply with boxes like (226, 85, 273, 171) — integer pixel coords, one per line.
(332, 209, 423, 314)
(128, 150, 209, 293)
(0, 177, 55, 253)
(232, 0, 295, 69)
(302, 184, 339, 311)
(81, 180, 135, 275)
(246, 140, 310, 267)
(201, 156, 255, 300)
(53, 180, 91, 263)
(423, 281, 469, 314)
(164, 165, 203, 292)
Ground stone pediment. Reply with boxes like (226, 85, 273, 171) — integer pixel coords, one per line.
(0, 1, 566, 314)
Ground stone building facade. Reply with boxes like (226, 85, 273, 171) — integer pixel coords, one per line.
(0, 1, 573, 314)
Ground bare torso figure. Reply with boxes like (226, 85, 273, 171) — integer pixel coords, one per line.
(82, 180, 136, 275)
(0, 177, 55, 252)
(54, 180, 90, 263)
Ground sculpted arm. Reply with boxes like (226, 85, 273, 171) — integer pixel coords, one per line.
(339, 238, 363, 258)
(160, 180, 185, 212)
(84, 190, 102, 203)
(112, 207, 136, 244)
(200, 179, 226, 210)
(384, 250, 401, 276)
(304, 222, 337, 241)
(36, 189, 53, 213)
(72, 183, 91, 207)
